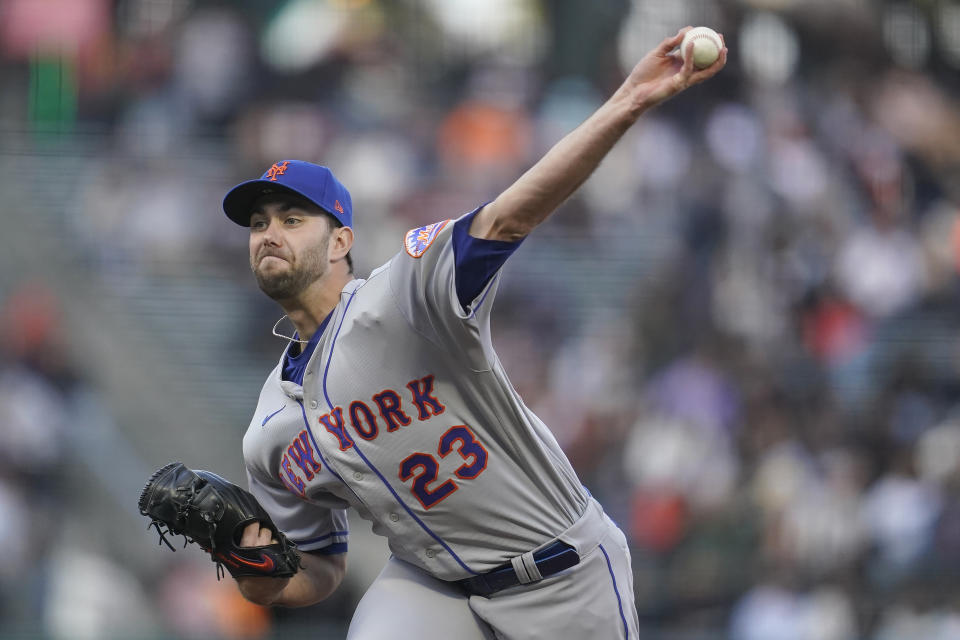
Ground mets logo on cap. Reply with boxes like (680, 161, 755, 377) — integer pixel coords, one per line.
(404, 220, 450, 258)
(265, 161, 290, 181)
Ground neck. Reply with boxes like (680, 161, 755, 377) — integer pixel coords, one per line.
(278, 272, 352, 341)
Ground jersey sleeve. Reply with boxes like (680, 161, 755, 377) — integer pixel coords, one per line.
(452, 206, 524, 310)
(388, 205, 521, 366)
(246, 467, 349, 554)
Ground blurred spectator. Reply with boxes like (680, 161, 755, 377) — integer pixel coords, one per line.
(874, 604, 960, 640)
(160, 559, 271, 639)
(834, 207, 927, 320)
(860, 453, 942, 586)
(730, 583, 857, 640)
(44, 546, 155, 640)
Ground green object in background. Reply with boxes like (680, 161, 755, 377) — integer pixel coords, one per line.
(29, 53, 77, 133)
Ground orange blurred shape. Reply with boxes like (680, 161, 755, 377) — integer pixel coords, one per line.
(801, 298, 866, 364)
(162, 562, 272, 639)
(630, 490, 687, 553)
(438, 101, 530, 167)
(214, 582, 272, 639)
(1, 282, 60, 357)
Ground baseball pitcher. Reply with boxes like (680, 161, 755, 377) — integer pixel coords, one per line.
(140, 28, 726, 639)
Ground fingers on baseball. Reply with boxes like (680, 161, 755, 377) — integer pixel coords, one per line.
(682, 42, 697, 74)
(659, 27, 690, 54)
(691, 44, 728, 81)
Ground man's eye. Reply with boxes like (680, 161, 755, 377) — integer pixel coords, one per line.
(284, 217, 300, 225)
(251, 220, 267, 230)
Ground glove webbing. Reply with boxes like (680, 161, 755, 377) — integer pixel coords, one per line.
(143, 476, 228, 579)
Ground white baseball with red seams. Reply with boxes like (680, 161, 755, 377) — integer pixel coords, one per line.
(681, 26, 723, 69)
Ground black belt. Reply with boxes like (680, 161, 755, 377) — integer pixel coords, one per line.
(456, 540, 580, 597)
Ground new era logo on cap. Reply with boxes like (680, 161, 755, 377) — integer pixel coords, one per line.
(222, 160, 353, 229)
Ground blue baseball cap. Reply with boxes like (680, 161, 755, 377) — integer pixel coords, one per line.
(222, 160, 353, 228)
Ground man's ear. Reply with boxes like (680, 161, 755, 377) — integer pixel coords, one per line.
(330, 226, 354, 260)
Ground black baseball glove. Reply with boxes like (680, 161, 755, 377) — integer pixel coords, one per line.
(138, 461, 301, 580)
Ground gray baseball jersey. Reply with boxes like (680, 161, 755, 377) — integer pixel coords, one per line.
(243, 211, 589, 575)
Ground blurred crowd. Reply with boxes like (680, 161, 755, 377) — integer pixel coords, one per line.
(2, 0, 960, 638)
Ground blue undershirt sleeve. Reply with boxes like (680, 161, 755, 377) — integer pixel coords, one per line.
(452, 206, 524, 311)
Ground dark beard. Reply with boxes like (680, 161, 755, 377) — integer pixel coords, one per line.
(254, 268, 313, 300)
(251, 245, 327, 301)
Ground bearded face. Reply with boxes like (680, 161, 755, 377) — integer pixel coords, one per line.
(248, 194, 334, 301)
(250, 234, 329, 300)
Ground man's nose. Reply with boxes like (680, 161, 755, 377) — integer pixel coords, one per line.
(261, 218, 283, 244)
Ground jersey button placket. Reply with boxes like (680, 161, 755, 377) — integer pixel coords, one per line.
(309, 400, 318, 410)
(425, 549, 436, 559)
(389, 513, 399, 522)
(353, 471, 363, 481)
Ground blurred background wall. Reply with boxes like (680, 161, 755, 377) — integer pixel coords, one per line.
(1, 0, 960, 638)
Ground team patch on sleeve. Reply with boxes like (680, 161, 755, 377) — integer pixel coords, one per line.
(404, 220, 450, 258)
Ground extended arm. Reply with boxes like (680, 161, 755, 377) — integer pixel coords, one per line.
(469, 27, 727, 242)
(234, 523, 347, 607)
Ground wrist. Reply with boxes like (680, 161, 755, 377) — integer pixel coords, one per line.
(609, 86, 649, 124)
(236, 575, 290, 606)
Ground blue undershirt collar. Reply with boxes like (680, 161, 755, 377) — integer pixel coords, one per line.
(281, 314, 332, 385)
